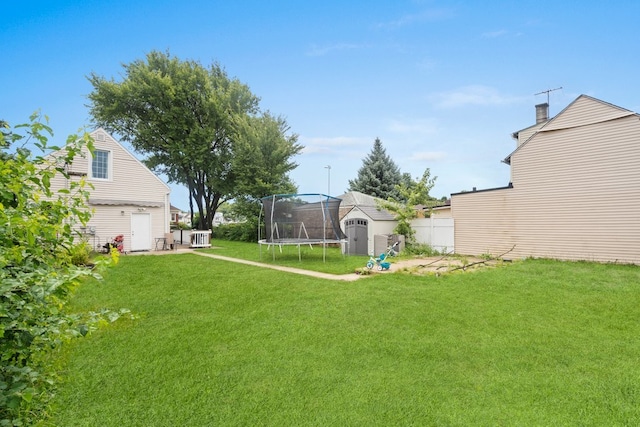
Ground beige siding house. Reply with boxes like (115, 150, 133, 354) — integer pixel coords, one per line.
(49, 128, 171, 253)
(452, 95, 640, 264)
(430, 201, 452, 218)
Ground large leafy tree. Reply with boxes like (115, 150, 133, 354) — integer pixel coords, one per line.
(87, 50, 301, 230)
(225, 112, 300, 239)
(348, 138, 402, 200)
(231, 112, 301, 198)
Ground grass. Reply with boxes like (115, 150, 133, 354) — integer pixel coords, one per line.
(50, 254, 640, 426)
(202, 239, 371, 274)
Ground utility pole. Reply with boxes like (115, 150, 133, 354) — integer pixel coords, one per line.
(324, 165, 331, 196)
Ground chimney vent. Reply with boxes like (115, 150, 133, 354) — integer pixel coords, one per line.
(535, 103, 549, 124)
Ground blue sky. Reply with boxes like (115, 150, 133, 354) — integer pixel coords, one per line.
(3, 0, 640, 209)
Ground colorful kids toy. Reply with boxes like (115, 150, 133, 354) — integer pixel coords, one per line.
(366, 252, 391, 271)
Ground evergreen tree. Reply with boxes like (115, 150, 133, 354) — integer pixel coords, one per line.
(348, 138, 402, 199)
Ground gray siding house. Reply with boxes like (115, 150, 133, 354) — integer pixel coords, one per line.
(451, 95, 640, 264)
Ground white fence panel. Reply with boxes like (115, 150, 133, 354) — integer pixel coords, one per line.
(172, 229, 192, 245)
(411, 218, 454, 253)
(190, 230, 212, 248)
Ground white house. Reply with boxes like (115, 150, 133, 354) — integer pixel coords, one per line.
(49, 128, 171, 253)
(170, 205, 191, 228)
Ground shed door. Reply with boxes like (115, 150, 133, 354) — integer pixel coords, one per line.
(345, 218, 368, 255)
(131, 213, 152, 251)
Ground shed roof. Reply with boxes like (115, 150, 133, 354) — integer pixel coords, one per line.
(337, 191, 396, 221)
(357, 205, 396, 221)
(337, 191, 380, 207)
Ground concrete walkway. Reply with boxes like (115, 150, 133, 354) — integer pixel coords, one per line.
(130, 247, 490, 277)
(130, 246, 362, 282)
(192, 251, 362, 282)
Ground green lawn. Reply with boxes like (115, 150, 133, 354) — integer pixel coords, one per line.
(51, 253, 640, 426)
(201, 239, 370, 274)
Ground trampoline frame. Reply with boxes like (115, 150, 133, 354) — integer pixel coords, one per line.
(258, 193, 347, 262)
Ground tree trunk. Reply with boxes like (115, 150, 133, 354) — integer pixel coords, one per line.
(188, 182, 194, 227)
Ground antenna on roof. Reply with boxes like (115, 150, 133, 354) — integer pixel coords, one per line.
(534, 87, 563, 106)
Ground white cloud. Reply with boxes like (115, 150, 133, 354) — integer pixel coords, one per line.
(481, 29, 523, 38)
(386, 117, 438, 135)
(305, 43, 365, 57)
(300, 136, 369, 154)
(417, 57, 438, 70)
(376, 8, 454, 29)
(430, 85, 524, 109)
(482, 29, 508, 38)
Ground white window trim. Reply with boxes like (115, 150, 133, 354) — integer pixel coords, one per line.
(90, 149, 113, 181)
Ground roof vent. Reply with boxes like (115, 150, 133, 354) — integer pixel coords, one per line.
(535, 103, 549, 124)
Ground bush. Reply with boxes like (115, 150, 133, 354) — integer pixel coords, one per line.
(0, 115, 120, 425)
(403, 243, 442, 257)
(171, 221, 191, 230)
(69, 241, 92, 266)
(212, 221, 258, 242)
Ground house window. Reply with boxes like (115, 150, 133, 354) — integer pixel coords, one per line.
(91, 149, 110, 180)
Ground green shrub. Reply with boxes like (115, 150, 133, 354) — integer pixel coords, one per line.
(212, 221, 258, 242)
(172, 221, 191, 230)
(403, 243, 442, 257)
(0, 115, 119, 425)
(69, 241, 92, 266)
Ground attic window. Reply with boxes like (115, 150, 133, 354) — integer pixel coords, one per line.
(96, 133, 105, 141)
(91, 149, 110, 180)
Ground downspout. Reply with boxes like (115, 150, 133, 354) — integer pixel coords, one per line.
(165, 192, 170, 233)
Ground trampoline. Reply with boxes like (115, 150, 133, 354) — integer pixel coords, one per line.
(259, 193, 347, 261)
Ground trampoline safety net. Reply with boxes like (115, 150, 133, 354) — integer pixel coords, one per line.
(260, 194, 347, 243)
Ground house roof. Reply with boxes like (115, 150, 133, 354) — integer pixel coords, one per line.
(503, 94, 639, 165)
(510, 120, 547, 142)
(89, 198, 165, 207)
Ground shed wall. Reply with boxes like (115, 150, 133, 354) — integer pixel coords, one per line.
(341, 208, 396, 255)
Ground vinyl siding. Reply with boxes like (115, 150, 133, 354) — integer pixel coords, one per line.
(81, 205, 166, 253)
(47, 129, 171, 252)
(431, 206, 452, 218)
(452, 189, 517, 258)
(80, 130, 169, 204)
(453, 96, 640, 264)
(341, 208, 396, 255)
(541, 95, 634, 132)
(515, 122, 546, 147)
